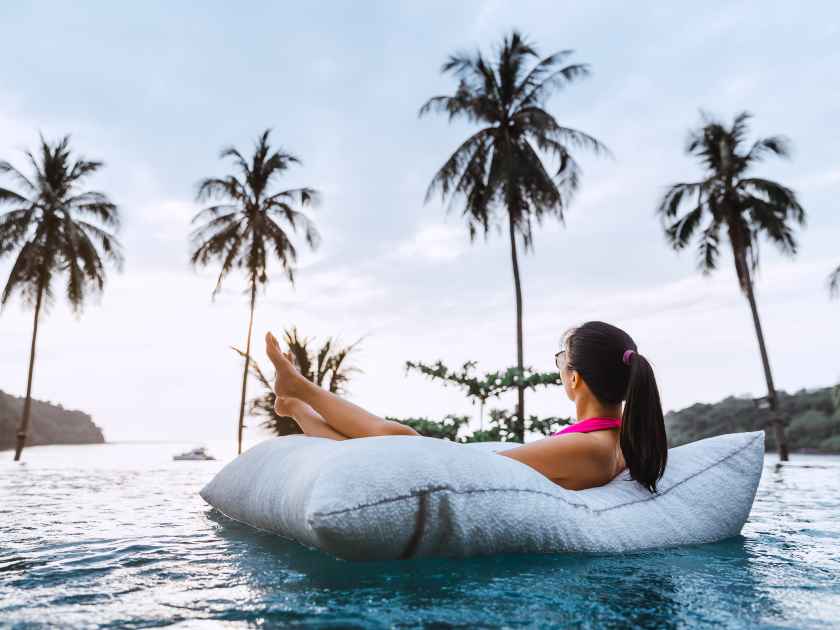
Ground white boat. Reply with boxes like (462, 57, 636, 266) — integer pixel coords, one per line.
(173, 446, 215, 461)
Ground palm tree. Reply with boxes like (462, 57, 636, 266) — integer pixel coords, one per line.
(658, 111, 807, 461)
(190, 130, 321, 454)
(0, 135, 122, 461)
(419, 30, 608, 441)
(233, 325, 364, 436)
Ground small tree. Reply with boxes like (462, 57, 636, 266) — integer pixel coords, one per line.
(388, 414, 470, 441)
(461, 408, 570, 443)
(404, 359, 563, 429)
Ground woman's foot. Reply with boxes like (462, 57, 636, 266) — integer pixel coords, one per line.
(265, 331, 305, 398)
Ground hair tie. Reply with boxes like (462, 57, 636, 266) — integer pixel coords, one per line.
(622, 349, 635, 365)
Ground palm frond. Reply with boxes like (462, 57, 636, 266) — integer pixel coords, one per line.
(696, 221, 721, 273)
(195, 176, 247, 204)
(517, 107, 611, 157)
(0, 206, 38, 254)
(517, 62, 591, 109)
(746, 197, 798, 255)
(656, 182, 704, 219)
(0, 161, 38, 195)
(424, 128, 494, 204)
(829, 264, 840, 298)
(1, 239, 49, 308)
(746, 135, 791, 163)
(326, 335, 366, 394)
(664, 203, 704, 249)
(283, 326, 315, 381)
(265, 202, 321, 251)
(512, 49, 575, 101)
(738, 177, 805, 224)
(75, 220, 125, 270)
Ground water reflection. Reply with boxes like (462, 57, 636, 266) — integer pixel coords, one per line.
(207, 508, 784, 628)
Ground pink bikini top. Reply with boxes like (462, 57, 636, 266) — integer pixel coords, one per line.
(550, 417, 622, 436)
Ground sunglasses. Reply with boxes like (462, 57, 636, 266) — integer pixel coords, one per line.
(554, 349, 567, 383)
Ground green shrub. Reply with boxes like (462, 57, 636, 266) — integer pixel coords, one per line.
(788, 410, 838, 435)
(389, 414, 469, 441)
(818, 435, 840, 452)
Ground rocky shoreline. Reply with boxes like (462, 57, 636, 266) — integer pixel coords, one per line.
(0, 389, 105, 451)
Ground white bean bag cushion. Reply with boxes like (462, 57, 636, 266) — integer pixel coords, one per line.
(200, 430, 764, 561)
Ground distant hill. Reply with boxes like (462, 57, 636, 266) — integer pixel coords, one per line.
(666, 385, 840, 453)
(0, 389, 105, 451)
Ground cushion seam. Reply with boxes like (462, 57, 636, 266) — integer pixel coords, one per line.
(309, 432, 763, 520)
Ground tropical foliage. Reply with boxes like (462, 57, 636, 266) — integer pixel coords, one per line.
(0, 135, 122, 460)
(391, 407, 570, 443)
(419, 29, 608, 441)
(399, 358, 570, 441)
(404, 359, 564, 430)
(657, 111, 807, 460)
(464, 408, 570, 442)
(389, 414, 470, 441)
(190, 130, 320, 453)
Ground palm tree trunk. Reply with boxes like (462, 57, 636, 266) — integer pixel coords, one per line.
(740, 252, 789, 461)
(236, 282, 257, 455)
(14, 284, 44, 461)
(507, 216, 525, 442)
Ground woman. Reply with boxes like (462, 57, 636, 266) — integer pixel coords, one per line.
(265, 320, 668, 493)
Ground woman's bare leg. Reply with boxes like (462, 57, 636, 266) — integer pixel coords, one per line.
(266, 331, 419, 439)
(280, 397, 348, 441)
(295, 379, 419, 438)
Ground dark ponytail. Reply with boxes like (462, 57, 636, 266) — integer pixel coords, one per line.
(620, 351, 667, 493)
(564, 321, 668, 493)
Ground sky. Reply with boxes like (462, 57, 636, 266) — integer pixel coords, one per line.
(0, 1, 838, 444)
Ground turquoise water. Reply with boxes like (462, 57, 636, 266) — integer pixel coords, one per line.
(1, 441, 839, 629)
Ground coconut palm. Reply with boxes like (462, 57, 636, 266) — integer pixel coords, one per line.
(419, 30, 608, 441)
(658, 111, 807, 461)
(190, 130, 320, 454)
(0, 134, 123, 461)
(233, 325, 364, 436)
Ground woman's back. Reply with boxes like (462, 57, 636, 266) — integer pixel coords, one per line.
(499, 418, 627, 491)
(549, 418, 625, 489)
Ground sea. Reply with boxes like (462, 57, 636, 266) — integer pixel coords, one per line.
(1, 440, 839, 628)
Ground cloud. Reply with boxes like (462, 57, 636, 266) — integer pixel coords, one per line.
(393, 222, 467, 262)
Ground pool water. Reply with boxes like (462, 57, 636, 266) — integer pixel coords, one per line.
(1, 442, 839, 628)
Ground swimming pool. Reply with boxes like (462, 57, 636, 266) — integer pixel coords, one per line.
(2, 442, 838, 628)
